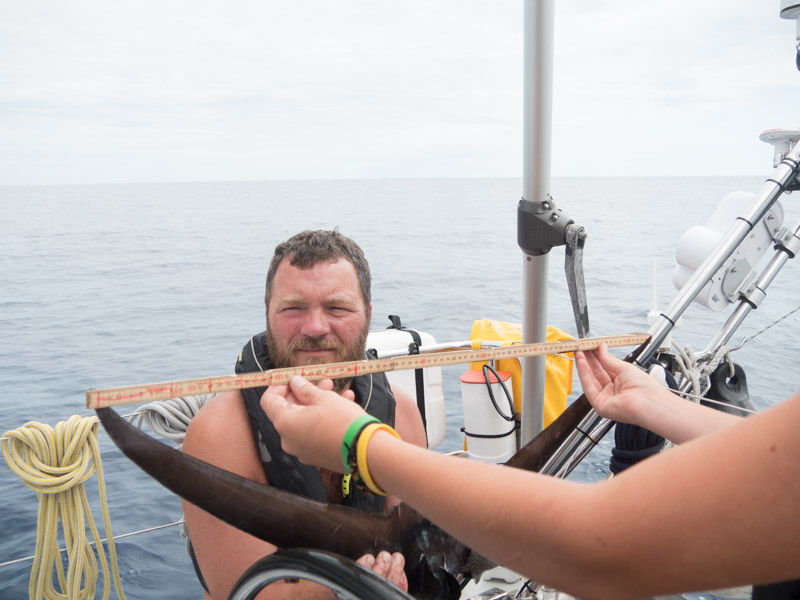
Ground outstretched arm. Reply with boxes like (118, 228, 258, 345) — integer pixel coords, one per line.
(264, 372, 800, 599)
(182, 383, 408, 599)
(575, 344, 741, 443)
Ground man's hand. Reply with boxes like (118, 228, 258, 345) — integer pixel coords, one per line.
(356, 552, 408, 592)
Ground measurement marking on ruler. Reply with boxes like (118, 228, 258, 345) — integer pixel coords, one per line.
(86, 333, 649, 409)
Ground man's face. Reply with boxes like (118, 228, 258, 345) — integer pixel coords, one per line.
(266, 258, 370, 390)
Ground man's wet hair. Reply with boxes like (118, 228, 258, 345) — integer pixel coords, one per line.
(265, 229, 371, 309)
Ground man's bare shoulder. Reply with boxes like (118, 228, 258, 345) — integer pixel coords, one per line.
(389, 384, 427, 448)
(183, 391, 256, 465)
(389, 385, 416, 412)
(188, 391, 247, 435)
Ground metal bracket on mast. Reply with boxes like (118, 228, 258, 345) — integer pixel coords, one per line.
(517, 196, 591, 339)
(517, 194, 572, 256)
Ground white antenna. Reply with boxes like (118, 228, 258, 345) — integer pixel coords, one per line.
(647, 260, 678, 351)
(650, 259, 659, 314)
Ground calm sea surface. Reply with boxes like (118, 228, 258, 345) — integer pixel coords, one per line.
(1, 177, 798, 598)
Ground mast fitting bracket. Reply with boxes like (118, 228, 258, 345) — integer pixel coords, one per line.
(517, 195, 573, 256)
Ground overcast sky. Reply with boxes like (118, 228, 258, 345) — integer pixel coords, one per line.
(1, 1, 798, 186)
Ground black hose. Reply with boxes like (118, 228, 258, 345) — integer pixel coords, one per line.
(482, 364, 515, 422)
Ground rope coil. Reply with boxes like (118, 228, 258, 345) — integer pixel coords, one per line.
(1, 415, 126, 600)
(0, 394, 213, 591)
(671, 343, 733, 399)
(128, 394, 211, 448)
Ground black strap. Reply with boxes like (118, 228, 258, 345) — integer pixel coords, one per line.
(460, 425, 517, 439)
(385, 315, 427, 433)
(187, 539, 210, 593)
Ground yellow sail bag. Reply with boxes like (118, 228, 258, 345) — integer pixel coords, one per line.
(468, 319, 573, 429)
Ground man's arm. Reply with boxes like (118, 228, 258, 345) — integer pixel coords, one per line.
(182, 391, 346, 599)
(182, 389, 410, 599)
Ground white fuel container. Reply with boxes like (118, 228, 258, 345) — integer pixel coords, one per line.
(366, 324, 446, 448)
(460, 369, 517, 463)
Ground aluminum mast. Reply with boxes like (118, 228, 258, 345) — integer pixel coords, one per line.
(519, 0, 556, 445)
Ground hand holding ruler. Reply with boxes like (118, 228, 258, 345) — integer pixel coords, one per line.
(86, 333, 649, 409)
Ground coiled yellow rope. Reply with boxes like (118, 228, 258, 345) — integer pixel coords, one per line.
(1, 415, 126, 600)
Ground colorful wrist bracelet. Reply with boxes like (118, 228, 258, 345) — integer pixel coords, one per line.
(355, 423, 401, 496)
(341, 414, 379, 473)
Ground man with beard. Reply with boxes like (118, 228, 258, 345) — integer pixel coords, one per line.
(181, 230, 427, 599)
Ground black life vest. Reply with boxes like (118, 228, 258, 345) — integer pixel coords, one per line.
(187, 333, 397, 592)
(236, 331, 396, 513)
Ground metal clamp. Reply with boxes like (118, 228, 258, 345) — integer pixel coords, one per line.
(776, 227, 800, 258)
(517, 194, 573, 257)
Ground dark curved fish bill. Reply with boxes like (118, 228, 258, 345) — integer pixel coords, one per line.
(96, 407, 415, 555)
(95, 407, 464, 599)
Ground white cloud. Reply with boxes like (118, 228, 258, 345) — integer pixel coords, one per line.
(0, 0, 797, 184)
(551, 0, 800, 176)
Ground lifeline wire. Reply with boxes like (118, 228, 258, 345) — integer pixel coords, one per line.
(671, 305, 800, 404)
(734, 304, 800, 348)
(1, 415, 126, 600)
(0, 520, 185, 569)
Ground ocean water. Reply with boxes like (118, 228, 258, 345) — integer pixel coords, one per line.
(1, 176, 798, 598)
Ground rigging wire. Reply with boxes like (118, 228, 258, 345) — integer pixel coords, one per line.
(0, 521, 185, 569)
(730, 304, 800, 351)
(670, 304, 800, 412)
(676, 391, 759, 416)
